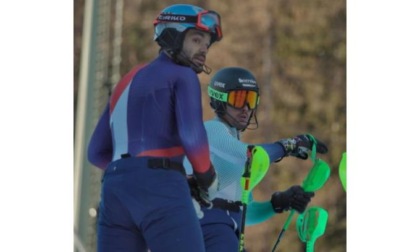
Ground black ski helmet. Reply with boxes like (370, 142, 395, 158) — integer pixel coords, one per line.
(153, 4, 222, 57)
(208, 67, 260, 117)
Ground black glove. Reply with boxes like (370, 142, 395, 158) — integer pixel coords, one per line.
(270, 185, 315, 214)
(277, 134, 328, 160)
(187, 176, 211, 207)
(189, 165, 219, 205)
(193, 164, 217, 190)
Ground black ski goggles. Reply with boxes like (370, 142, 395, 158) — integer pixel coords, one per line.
(154, 10, 223, 41)
(208, 86, 260, 109)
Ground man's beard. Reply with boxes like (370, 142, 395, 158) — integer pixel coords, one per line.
(175, 51, 212, 74)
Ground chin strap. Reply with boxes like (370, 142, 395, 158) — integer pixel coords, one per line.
(173, 50, 212, 75)
(201, 64, 212, 75)
(246, 111, 259, 131)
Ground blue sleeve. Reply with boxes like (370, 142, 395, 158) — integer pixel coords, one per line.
(175, 70, 212, 174)
(87, 103, 113, 169)
(245, 193, 276, 226)
(258, 142, 287, 163)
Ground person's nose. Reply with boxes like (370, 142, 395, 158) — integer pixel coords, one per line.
(200, 44, 209, 54)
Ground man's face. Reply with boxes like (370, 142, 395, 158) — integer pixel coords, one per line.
(223, 104, 254, 131)
(181, 29, 211, 69)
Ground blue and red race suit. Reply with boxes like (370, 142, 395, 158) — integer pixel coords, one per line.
(87, 52, 212, 252)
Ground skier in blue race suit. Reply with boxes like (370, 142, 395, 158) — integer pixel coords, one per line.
(87, 4, 223, 252)
(184, 67, 329, 251)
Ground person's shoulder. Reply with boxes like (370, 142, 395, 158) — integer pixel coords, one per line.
(161, 63, 197, 82)
(205, 117, 222, 126)
(205, 118, 229, 131)
(173, 64, 196, 77)
(156, 53, 195, 74)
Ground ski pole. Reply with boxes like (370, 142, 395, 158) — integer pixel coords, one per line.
(238, 145, 270, 252)
(271, 134, 331, 252)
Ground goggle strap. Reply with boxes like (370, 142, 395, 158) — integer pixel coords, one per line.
(208, 86, 228, 102)
(154, 14, 198, 24)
